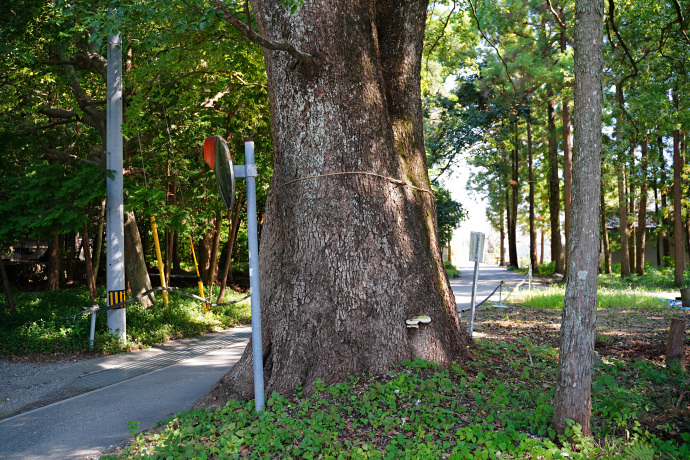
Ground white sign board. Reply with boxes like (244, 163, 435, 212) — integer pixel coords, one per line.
(469, 232, 485, 262)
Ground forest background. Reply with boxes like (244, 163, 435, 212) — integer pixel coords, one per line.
(0, 0, 688, 309)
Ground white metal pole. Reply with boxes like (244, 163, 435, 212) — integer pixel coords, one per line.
(468, 256, 480, 337)
(106, 21, 126, 341)
(244, 138, 265, 412)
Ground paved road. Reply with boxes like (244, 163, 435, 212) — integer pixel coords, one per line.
(450, 260, 534, 312)
(0, 327, 250, 460)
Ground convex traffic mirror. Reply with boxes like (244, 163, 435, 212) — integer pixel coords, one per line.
(203, 135, 235, 210)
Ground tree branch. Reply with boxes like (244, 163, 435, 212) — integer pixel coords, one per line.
(425, 0, 457, 56)
(38, 105, 79, 120)
(545, 0, 567, 29)
(467, 0, 516, 92)
(671, 0, 690, 45)
(214, 0, 314, 67)
(606, 0, 638, 76)
(181, 0, 315, 67)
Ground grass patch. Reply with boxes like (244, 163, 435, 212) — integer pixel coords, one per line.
(0, 286, 250, 357)
(445, 261, 460, 278)
(107, 339, 689, 459)
(506, 286, 669, 311)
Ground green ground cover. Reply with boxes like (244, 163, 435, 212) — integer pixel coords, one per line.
(104, 271, 689, 460)
(0, 287, 251, 357)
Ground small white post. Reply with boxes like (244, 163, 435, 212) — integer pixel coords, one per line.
(89, 305, 98, 349)
(467, 232, 485, 337)
(529, 265, 533, 292)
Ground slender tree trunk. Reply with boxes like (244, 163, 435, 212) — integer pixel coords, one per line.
(173, 232, 181, 272)
(93, 199, 106, 281)
(636, 134, 649, 275)
(124, 211, 155, 308)
(563, 101, 572, 270)
(47, 231, 61, 290)
(217, 194, 244, 303)
(500, 205, 506, 266)
(528, 118, 539, 274)
(196, 0, 470, 408)
(560, 14, 572, 271)
(505, 187, 512, 266)
(673, 127, 685, 285)
(552, 0, 602, 436)
(0, 256, 16, 314)
(659, 135, 671, 260)
(82, 223, 97, 301)
(652, 145, 662, 266)
(628, 155, 636, 273)
(509, 120, 519, 268)
(617, 162, 630, 276)
(601, 181, 612, 274)
(547, 91, 565, 273)
(540, 228, 544, 265)
(209, 211, 222, 292)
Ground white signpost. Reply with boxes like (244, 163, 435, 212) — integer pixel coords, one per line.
(204, 136, 264, 412)
(467, 232, 485, 337)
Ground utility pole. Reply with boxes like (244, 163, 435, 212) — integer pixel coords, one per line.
(106, 19, 126, 340)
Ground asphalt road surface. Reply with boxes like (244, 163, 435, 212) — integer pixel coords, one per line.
(0, 327, 250, 460)
(450, 260, 534, 312)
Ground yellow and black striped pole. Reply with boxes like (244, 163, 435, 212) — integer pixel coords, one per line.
(189, 236, 208, 312)
(150, 216, 169, 307)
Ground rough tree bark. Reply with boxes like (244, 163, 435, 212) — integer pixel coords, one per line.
(124, 211, 155, 308)
(547, 90, 565, 274)
(552, 0, 603, 437)
(195, 0, 470, 409)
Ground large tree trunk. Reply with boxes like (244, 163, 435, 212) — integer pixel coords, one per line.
(196, 0, 469, 409)
(552, 0, 602, 436)
(124, 211, 155, 308)
(528, 118, 539, 274)
(547, 91, 565, 274)
(636, 134, 649, 275)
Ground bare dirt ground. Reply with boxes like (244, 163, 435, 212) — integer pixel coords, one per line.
(466, 300, 690, 368)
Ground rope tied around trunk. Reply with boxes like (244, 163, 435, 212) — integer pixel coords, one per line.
(266, 171, 433, 205)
